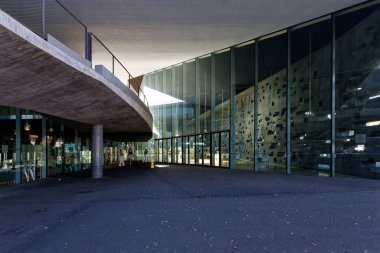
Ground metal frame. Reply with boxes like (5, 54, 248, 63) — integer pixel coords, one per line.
(331, 13, 336, 177)
(155, 130, 230, 168)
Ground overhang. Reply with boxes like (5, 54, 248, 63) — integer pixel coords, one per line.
(0, 10, 153, 141)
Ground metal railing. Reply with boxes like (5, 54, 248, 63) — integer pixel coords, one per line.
(0, 0, 149, 107)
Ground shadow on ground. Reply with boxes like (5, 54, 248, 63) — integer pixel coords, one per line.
(1, 163, 380, 253)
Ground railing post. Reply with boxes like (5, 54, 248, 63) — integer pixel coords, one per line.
(42, 0, 46, 39)
(85, 29, 92, 62)
(112, 56, 114, 73)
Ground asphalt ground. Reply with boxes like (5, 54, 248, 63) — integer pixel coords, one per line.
(1, 163, 379, 253)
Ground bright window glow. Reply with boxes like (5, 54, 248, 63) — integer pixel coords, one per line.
(357, 87, 362, 90)
(366, 121, 380, 127)
(156, 165, 170, 168)
(354, 145, 365, 152)
(143, 86, 184, 106)
(369, 94, 380, 100)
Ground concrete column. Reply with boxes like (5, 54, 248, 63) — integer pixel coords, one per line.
(15, 108, 21, 184)
(41, 116, 47, 178)
(91, 125, 103, 179)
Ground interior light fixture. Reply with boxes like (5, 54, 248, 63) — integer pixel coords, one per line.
(369, 94, 380, 100)
(366, 120, 380, 127)
(24, 121, 31, 131)
(28, 135, 38, 145)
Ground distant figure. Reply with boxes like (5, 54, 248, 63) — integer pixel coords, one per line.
(128, 148, 134, 166)
(143, 148, 148, 162)
(118, 150, 125, 167)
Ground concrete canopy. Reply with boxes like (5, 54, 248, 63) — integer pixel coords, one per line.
(0, 10, 153, 141)
(57, 0, 366, 76)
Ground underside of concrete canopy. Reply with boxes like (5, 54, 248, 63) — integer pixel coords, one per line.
(0, 10, 153, 141)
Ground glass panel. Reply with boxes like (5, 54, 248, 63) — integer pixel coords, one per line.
(172, 65, 184, 137)
(163, 69, 173, 138)
(21, 111, 44, 183)
(221, 131, 230, 167)
(175, 137, 182, 164)
(155, 71, 164, 138)
(196, 56, 212, 133)
(234, 43, 255, 170)
(167, 139, 172, 163)
(158, 139, 163, 162)
(155, 140, 158, 162)
(0, 106, 17, 185)
(335, 3, 380, 179)
(204, 134, 211, 166)
(290, 18, 332, 176)
(213, 133, 220, 167)
(62, 126, 76, 174)
(46, 0, 86, 57)
(257, 32, 287, 173)
(183, 136, 189, 164)
(184, 61, 196, 135)
(214, 51, 231, 131)
(162, 139, 167, 163)
(189, 136, 195, 164)
(196, 134, 203, 165)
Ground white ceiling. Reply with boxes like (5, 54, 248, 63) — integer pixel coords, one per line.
(59, 0, 365, 76)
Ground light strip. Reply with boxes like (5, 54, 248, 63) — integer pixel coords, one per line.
(366, 121, 380, 127)
(369, 94, 380, 100)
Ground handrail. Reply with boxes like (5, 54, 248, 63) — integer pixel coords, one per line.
(0, 0, 148, 108)
(53, 0, 149, 107)
(90, 32, 149, 107)
(54, 0, 87, 29)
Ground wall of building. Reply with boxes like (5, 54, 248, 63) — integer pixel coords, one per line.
(143, 1, 380, 179)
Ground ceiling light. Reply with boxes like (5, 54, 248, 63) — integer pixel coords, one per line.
(366, 120, 380, 127)
(24, 121, 31, 131)
(369, 94, 380, 100)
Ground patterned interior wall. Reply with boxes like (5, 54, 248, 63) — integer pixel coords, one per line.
(234, 87, 254, 162)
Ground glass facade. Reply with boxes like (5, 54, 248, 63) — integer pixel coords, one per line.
(0, 106, 93, 185)
(143, 1, 380, 179)
(0, 106, 153, 185)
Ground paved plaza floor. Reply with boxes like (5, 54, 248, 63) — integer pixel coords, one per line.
(1, 164, 379, 253)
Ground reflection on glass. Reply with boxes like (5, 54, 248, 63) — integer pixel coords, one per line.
(234, 43, 255, 170)
(197, 56, 212, 133)
(221, 131, 230, 167)
(257, 32, 287, 173)
(184, 62, 196, 135)
(167, 139, 172, 163)
(335, 3, 380, 179)
(204, 134, 211, 166)
(196, 134, 203, 165)
(163, 69, 172, 138)
(214, 51, 231, 131)
(189, 136, 195, 164)
(21, 112, 44, 183)
(173, 65, 184, 137)
(158, 139, 163, 162)
(0, 107, 16, 185)
(162, 139, 167, 162)
(183, 136, 189, 164)
(290, 17, 332, 176)
(213, 133, 220, 167)
(175, 137, 182, 164)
